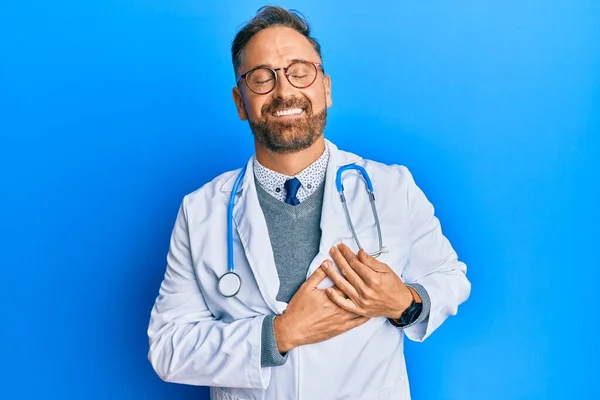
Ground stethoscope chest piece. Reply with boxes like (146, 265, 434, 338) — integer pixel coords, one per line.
(218, 272, 242, 298)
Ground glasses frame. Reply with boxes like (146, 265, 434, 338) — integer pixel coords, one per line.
(236, 60, 324, 95)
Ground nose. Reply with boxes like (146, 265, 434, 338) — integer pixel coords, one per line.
(271, 68, 296, 99)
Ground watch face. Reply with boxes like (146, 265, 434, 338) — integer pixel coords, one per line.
(399, 301, 423, 325)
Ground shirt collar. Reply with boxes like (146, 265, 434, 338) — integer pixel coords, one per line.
(253, 146, 330, 202)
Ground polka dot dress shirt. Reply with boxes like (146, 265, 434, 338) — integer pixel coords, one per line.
(253, 146, 330, 203)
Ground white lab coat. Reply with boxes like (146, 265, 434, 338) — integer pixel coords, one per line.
(148, 140, 471, 400)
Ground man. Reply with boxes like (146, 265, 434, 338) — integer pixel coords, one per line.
(148, 6, 470, 400)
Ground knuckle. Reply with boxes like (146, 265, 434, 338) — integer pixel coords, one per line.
(357, 297, 367, 308)
(362, 287, 374, 299)
(355, 286, 366, 299)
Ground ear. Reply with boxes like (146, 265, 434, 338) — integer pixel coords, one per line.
(232, 87, 248, 120)
(324, 74, 332, 108)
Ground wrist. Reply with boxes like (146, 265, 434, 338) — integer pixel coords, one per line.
(391, 285, 420, 320)
(406, 285, 422, 303)
(273, 314, 296, 353)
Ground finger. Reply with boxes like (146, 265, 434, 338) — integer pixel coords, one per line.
(358, 249, 388, 272)
(322, 260, 359, 301)
(324, 284, 346, 298)
(335, 244, 374, 285)
(329, 246, 367, 293)
(326, 287, 361, 314)
(305, 266, 328, 288)
(357, 249, 375, 267)
(330, 285, 347, 299)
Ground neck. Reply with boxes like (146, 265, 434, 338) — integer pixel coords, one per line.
(255, 137, 326, 176)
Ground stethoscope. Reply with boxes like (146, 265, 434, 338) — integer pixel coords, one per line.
(217, 163, 386, 298)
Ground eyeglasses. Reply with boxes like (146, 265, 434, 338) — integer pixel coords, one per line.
(236, 60, 324, 95)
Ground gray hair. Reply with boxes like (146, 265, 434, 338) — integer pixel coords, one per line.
(231, 6, 322, 76)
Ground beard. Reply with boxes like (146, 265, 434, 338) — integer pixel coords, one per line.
(248, 96, 327, 154)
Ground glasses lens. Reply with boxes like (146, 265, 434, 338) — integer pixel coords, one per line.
(287, 62, 317, 88)
(246, 68, 276, 94)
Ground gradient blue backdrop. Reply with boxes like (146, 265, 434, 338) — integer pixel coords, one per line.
(1, 1, 599, 399)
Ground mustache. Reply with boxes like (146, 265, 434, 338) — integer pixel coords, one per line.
(262, 97, 311, 115)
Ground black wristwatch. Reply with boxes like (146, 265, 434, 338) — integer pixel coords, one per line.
(388, 299, 423, 328)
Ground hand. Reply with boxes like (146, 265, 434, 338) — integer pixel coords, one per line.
(274, 264, 370, 353)
(324, 244, 418, 320)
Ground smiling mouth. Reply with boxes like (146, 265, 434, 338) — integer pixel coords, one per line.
(272, 108, 304, 117)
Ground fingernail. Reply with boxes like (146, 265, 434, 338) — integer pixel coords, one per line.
(330, 246, 336, 254)
(322, 261, 330, 269)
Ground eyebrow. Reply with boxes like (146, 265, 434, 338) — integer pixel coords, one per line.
(247, 58, 310, 71)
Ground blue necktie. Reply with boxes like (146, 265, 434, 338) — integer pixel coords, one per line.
(284, 178, 301, 206)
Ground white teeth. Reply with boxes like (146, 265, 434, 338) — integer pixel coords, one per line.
(275, 108, 303, 117)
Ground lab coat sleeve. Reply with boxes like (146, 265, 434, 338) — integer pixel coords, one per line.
(398, 166, 471, 342)
(147, 198, 271, 389)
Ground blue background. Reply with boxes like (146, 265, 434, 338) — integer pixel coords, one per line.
(1, 1, 599, 399)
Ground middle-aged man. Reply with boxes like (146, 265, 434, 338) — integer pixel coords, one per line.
(148, 6, 471, 400)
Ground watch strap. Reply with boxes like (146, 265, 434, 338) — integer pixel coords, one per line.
(388, 299, 423, 328)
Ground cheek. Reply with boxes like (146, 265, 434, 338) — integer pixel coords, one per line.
(308, 91, 327, 111)
(307, 82, 329, 109)
(244, 97, 267, 120)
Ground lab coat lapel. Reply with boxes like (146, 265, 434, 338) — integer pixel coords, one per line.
(231, 157, 287, 314)
(307, 140, 362, 276)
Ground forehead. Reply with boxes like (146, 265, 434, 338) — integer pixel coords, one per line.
(240, 26, 320, 71)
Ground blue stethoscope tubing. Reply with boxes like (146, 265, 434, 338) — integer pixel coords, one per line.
(217, 163, 386, 297)
(335, 164, 385, 259)
(217, 165, 247, 298)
